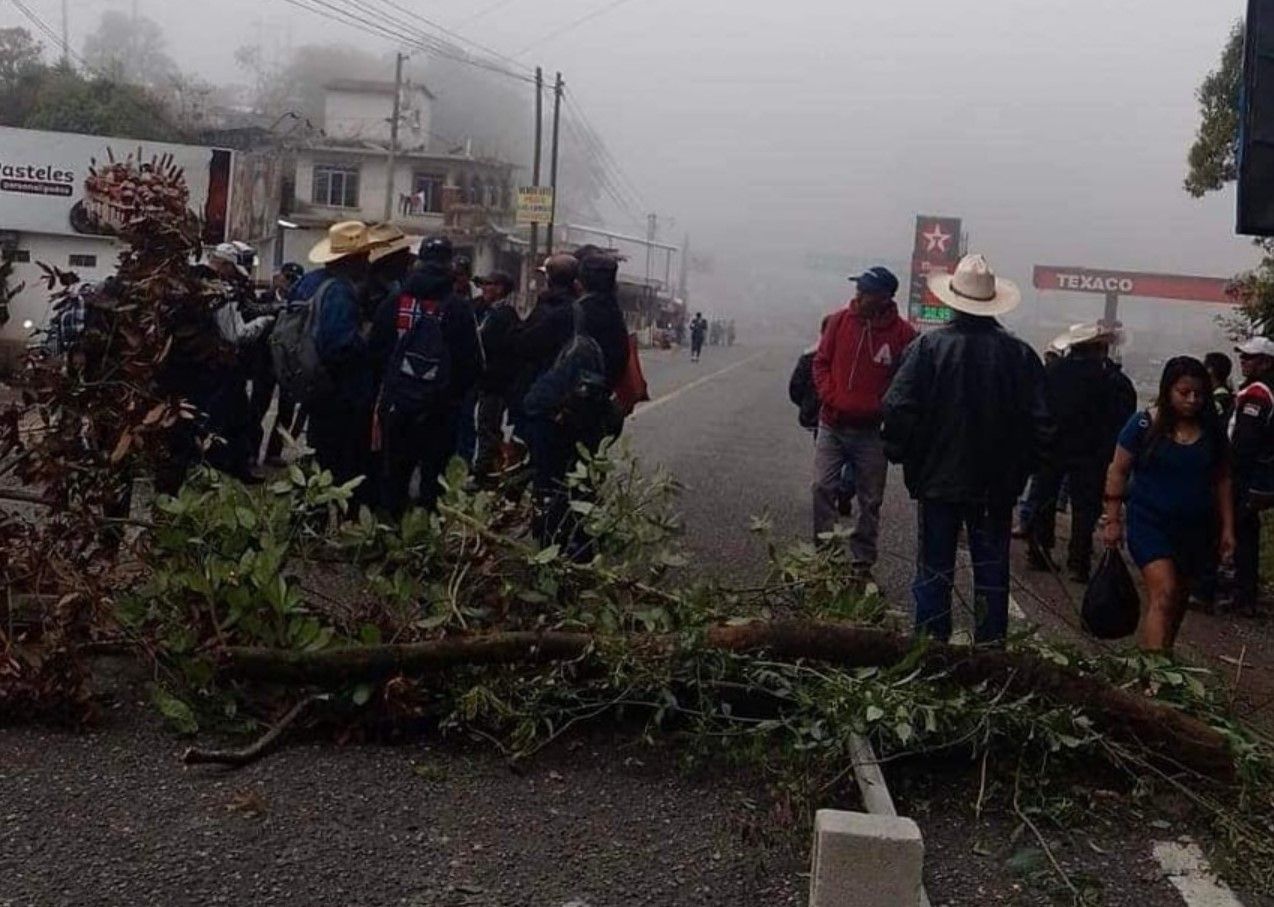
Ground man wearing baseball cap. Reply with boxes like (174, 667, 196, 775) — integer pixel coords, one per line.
(812, 265, 917, 582)
(1230, 336, 1274, 615)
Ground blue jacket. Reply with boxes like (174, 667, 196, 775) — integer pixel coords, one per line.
(292, 268, 372, 409)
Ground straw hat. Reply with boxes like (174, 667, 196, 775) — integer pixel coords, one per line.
(367, 223, 413, 263)
(308, 220, 374, 264)
(926, 253, 1021, 317)
(1050, 321, 1124, 352)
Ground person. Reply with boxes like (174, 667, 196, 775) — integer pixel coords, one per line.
(689, 312, 707, 362)
(883, 254, 1052, 644)
(522, 252, 629, 549)
(368, 243, 483, 516)
(813, 266, 917, 581)
(292, 221, 377, 499)
(259, 262, 306, 465)
(510, 254, 579, 436)
(453, 255, 476, 300)
(791, 315, 855, 516)
(1014, 343, 1068, 538)
(1228, 338, 1274, 616)
(1205, 351, 1236, 424)
(1102, 357, 1235, 650)
(726, 319, 737, 347)
(1025, 323, 1137, 582)
(362, 224, 416, 323)
(471, 270, 521, 482)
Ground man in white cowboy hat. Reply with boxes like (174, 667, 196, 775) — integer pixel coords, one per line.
(883, 253, 1054, 644)
(1024, 322, 1136, 583)
(288, 220, 378, 498)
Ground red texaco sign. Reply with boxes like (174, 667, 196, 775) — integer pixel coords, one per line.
(1032, 266, 1235, 305)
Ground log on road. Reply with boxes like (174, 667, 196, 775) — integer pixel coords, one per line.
(219, 620, 1235, 781)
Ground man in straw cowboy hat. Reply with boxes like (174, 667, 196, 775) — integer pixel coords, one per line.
(883, 254, 1054, 644)
(1025, 322, 1136, 584)
(290, 220, 379, 498)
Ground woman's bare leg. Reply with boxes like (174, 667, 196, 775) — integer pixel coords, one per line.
(1140, 559, 1183, 651)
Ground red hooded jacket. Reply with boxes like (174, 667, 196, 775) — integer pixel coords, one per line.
(813, 300, 917, 429)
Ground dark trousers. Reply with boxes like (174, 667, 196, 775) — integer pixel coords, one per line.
(1234, 503, 1263, 608)
(308, 401, 372, 501)
(914, 500, 1013, 644)
(1027, 458, 1105, 573)
(691, 337, 704, 359)
(525, 416, 607, 554)
(379, 409, 458, 518)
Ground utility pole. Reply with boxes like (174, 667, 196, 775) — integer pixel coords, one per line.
(546, 72, 564, 255)
(529, 67, 544, 270)
(60, 0, 70, 67)
(382, 51, 406, 223)
(645, 213, 657, 289)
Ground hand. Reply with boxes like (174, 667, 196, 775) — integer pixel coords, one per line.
(1101, 518, 1123, 549)
(1219, 529, 1237, 565)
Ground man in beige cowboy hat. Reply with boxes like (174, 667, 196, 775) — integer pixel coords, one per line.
(883, 253, 1054, 644)
(1024, 321, 1136, 582)
(363, 223, 416, 321)
(289, 220, 378, 499)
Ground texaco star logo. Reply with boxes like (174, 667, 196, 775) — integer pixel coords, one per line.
(922, 223, 953, 254)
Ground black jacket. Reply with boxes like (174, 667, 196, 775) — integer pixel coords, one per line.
(511, 287, 576, 410)
(789, 349, 819, 430)
(477, 299, 521, 395)
(1045, 354, 1136, 466)
(576, 291, 630, 390)
(882, 315, 1054, 506)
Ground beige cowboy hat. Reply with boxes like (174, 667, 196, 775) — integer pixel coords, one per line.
(367, 223, 414, 263)
(308, 220, 375, 264)
(927, 253, 1022, 317)
(1050, 321, 1124, 352)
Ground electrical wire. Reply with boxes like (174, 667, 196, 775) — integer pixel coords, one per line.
(511, 0, 643, 58)
(361, 0, 531, 74)
(562, 88, 649, 216)
(454, 0, 522, 28)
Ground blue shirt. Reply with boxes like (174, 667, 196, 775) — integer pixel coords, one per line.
(1117, 411, 1219, 518)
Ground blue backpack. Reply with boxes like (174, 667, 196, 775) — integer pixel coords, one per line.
(523, 301, 611, 428)
(381, 294, 452, 419)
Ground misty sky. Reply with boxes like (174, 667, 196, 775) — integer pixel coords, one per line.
(21, 0, 1258, 339)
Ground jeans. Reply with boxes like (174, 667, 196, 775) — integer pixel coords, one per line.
(913, 500, 1013, 644)
(812, 424, 888, 566)
(1027, 458, 1105, 574)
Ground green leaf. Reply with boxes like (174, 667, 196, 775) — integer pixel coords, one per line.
(865, 705, 884, 723)
(235, 506, 258, 530)
(351, 683, 374, 706)
(530, 544, 561, 565)
(359, 624, 382, 646)
(151, 686, 199, 736)
(894, 722, 914, 744)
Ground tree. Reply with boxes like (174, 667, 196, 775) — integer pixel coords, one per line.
(81, 11, 176, 89)
(0, 26, 43, 90)
(1186, 21, 1244, 198)
(23, 66, 185, 143)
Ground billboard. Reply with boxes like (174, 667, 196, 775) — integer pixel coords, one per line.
(0, 126, 232, 244)
(907, 215, 962, 324)
(516, 186, 554, 226)
(226, 149, 283, 245)
(1032, 265, 1234, 304)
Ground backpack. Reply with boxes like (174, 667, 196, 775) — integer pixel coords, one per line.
(613, 332, 650, 417)
(271, 278, 334, 408)
(380, 294, 452, 419)
(523, 301, 611, 429)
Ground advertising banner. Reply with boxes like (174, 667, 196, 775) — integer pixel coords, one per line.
(907, 215, 962, 324)
(0, 126, 232, 244)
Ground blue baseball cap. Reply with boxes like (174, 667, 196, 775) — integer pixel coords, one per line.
(850, 266, 899, 297)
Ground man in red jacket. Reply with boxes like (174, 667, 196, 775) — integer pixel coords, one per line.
(813, 266, 917, 577)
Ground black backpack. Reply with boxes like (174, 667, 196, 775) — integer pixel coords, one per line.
(523, 301, 611, 429)
(381, 294, 452, 419)
(271, 278, 335, 408)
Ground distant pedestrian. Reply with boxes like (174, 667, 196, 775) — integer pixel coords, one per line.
(1102, 357, 1235, 650)
(883, 254, 1053, 644)
(689, 313, 707, 362)
(813, 266, 917, 582)
(1205, 351, 1236, 424)
(1025, 323, 1136, 582)
(1228, 338, 1274, 615)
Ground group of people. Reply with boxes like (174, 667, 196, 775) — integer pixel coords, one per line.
(796, 254, 1274, 651)
(61, 220, 634, 545)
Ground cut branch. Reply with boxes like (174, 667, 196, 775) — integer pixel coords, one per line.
(218, 620, 1237, 781)
(182, 695, 324, 768)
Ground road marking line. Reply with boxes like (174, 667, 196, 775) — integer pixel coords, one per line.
(630, 350, 768, 420)
(1152, 840, 1245, 907)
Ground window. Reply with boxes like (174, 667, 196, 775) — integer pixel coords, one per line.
(466, 176, 480, 206)
(312, 165, 360, 208)
(407, 172, 444, 214)
(484, 181, 499, 208)
(69, 254, 97, 268)
(3, 249, 30, 263)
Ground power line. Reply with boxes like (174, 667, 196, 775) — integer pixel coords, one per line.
(512, 0, 642, 58)
(454, 0, 521, 27)
(361, 0, 531, 74)
(562, 87, 649, 215)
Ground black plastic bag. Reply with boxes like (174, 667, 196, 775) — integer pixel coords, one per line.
(1081, 549, 1141, 639)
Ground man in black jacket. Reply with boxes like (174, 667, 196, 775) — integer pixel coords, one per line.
(1026, 324, 1136, 582)
(883, 254, 1053, 644)
(510, 254, 579, 429)
(471, 270, 521, 482)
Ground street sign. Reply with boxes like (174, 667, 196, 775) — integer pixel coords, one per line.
(516, 186, 554, 226)
(907, 215, 962, 325)
(1032, 266, 1234, 305)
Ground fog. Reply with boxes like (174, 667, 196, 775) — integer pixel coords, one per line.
(29, 0, 1258, 356)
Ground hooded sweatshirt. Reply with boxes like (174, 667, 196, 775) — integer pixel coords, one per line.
(813, 299, 917, 429)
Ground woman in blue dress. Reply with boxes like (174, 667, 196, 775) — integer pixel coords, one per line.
(1102, 357, 1235, 651)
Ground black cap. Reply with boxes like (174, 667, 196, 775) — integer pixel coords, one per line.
(280, 262, 304, 282)
(419, 235, 453, 263)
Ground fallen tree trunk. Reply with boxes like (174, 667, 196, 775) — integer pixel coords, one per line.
(219, 620, 1235, 781)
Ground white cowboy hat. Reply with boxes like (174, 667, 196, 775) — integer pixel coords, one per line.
(309, 220, 375, 264)
(927, 253, 1021, 317)
(1050, 321, 1124, 352)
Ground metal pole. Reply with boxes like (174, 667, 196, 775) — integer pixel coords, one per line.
(382, 51, 405, 223)
(60, 0, 70, 67)
(1103, 291, 1121, 362)
(645, 213, 656, 289)
(529, 67, 544, 270)
(546, 72, 563, 254)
